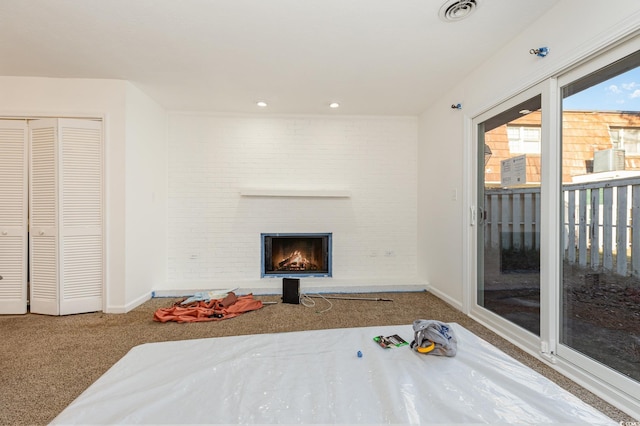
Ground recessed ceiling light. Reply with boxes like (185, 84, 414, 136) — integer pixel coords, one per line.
(256, 101, 268, 108)
(519, 109, 532, 114)
(329, 102, 340, 109)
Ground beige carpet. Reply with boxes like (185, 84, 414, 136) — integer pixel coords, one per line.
(0, 291, 633, 425)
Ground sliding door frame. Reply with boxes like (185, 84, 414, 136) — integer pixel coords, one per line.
(464, 33, 640, 419)
(467, 81, 556, 359)
(553, 35, 640, 413)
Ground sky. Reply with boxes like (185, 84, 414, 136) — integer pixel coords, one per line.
(563, 67, 640, 112)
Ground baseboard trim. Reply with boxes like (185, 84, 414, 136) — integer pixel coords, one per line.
(106, 292, 152, 314)
(152, 284, 428, 298)
(425, 285, 463, 311)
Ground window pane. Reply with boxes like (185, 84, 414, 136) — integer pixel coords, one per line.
(507, 127, 520, 139)
(508, 126, 542, 154)
(561, 50, 640, 383)
(479, 96, 542, 336)
(523, 127, 540, 141)
(623, 129, 640, 153)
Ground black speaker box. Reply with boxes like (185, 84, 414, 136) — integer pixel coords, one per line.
(282, 278, 300, 304)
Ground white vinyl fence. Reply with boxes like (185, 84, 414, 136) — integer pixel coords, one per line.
(483, 187, 541, 252)
(483, 176, 640, 277)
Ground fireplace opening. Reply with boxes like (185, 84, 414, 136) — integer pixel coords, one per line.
(261, 233, 332, 278)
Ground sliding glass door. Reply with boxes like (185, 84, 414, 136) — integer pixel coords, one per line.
(471, 39, 640, 414)
(559, 49, 640, 385)
(475, 89, 543, 337)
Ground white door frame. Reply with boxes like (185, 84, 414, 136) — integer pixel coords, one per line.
(464, 82, 549, 358)
(462, 36, 640, 419)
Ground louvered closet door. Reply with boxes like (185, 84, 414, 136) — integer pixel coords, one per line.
(0, 120, 28, 314)
(29, 119, 60, 315)
(58, 119, 103, 315)
(30, 119, 103, 315)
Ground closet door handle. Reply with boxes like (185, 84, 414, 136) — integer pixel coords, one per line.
(39, 231, 45, 236)
(1, 231, 7, 235)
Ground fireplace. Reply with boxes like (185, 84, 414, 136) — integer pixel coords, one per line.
(261, 233, 332, 278)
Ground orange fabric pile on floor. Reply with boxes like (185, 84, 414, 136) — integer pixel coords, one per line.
(153, 292, 263, 323)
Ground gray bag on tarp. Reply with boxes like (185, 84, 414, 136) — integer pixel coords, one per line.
(411, 319, 457, 357)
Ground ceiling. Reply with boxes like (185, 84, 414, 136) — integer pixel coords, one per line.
(0, 0, 560, 115)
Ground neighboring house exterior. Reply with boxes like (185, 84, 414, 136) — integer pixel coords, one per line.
(484, 110, 640, 186)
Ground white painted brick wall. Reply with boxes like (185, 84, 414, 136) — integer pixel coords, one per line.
(166, 113, 418, 290)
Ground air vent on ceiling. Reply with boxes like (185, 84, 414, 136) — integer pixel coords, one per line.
(439, 0, 481, 22)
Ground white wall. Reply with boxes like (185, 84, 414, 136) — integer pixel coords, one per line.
(417, 0, 640, 309)
(164, 113, 421, 292)
(0, 76, 167, 313)
(124, 83, 168, 309)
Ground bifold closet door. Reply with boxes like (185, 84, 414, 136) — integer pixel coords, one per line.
(29, 118, 103, 315)
(0, 120, 28, 314)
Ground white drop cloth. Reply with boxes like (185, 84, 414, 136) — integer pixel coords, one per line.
(52, 323, 616, 425)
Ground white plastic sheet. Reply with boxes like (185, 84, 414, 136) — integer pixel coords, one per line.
(52, 323, 616, 425)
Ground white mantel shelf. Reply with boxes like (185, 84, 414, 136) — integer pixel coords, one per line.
(239, 189, 351, 198)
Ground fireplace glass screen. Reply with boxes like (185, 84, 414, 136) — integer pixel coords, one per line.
(261, 233, 332, 277)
